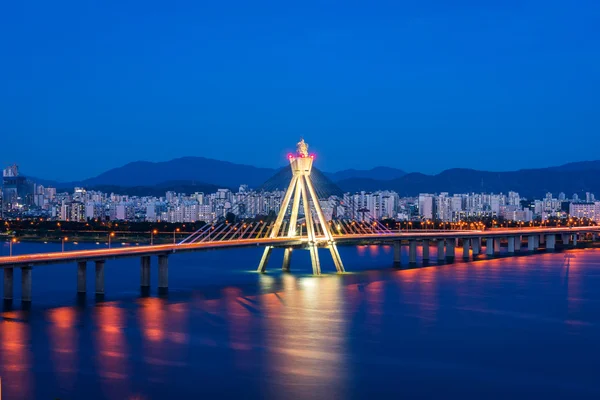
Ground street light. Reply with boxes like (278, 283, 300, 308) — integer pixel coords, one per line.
(62, 237, 68, 252)
(151, 229, 158, 245)
(9, 237, 17, 256)
(108, 232, 115, 248)
(173, 227, 180, 244)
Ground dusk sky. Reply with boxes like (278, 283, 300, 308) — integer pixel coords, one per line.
(1, 1, 599, 181)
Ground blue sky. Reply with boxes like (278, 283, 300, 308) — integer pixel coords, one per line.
(1, 0, 599, 181)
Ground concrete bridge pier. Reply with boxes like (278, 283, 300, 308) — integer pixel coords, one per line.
(422, 240, 430, 263)
(77, 261, 87, 294)
(257, 246, 273, 273)
(21, 266, 32, 303)
(533, 235, 540, 249)
(158, 254, 169, 295)
(437, 240, 445, 263)
(408, 240, 417, 265)
(462, 239, 470, 260)
(494, 238, 501, 254)
(472, 238, 480, 256)
(95, 261, 105, 297)
(141, 256, 151, 293)
(329, 244, 345, 273)
(593, 233, 597, 242)
(4, 267, 14, 301)
(562, 234, 569, 246)
(486, 238, 494, 256)
(446, 239, 455, 261)
(572, 234, 578, 247)
(393, 241, 401, 266)
(282, 248, 292, 272)
(546, 234, 556, 251)
(527, 235, 535, 251)
(507, 236, 515, 254)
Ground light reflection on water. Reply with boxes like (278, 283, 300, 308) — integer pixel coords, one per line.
(0, 245, 599, 399)
(0, 311, 33, 399)
(47, 307, 78, 391)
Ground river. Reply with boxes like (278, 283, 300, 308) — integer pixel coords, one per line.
(0, 241, 599, 399)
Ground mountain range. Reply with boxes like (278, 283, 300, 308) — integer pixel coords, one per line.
(14, 157, 600, 199)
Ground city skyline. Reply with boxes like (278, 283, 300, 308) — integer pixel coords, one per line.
(4, 169, 599, 225)
(2, 1, 600, 180)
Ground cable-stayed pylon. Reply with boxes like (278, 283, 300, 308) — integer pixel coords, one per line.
(256, 139, 345, 275)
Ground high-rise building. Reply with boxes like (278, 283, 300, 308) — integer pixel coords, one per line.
(418, 194, 435, 220)
(569, 202, 598, 221)
(586, 192, 596, 202)
(558, 192, 566, 201)
(2, 164, 32, 211)
(85, 201, 104, 220)
(70, 202, 86, 222)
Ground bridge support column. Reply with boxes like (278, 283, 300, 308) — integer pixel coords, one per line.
(308, 244, 321, 275)
(446, 239, 455, 261)
(562, 234, 569, 246)
(77, 261, 86, 294)
(507, 237, 515, 254)
(141, 256, 151, 290)
(593, 233, 597, 242)
(528, 235, 535, 251)
(437, 240, 445, 262)
(21, 266, 32, 303)
(462, 239, 470, 260)
(494, 238, 501, 254)
(257, 246, 273, 273)
(329, 244, 344, 273)
(3, 267, 14, 301)
(95, 260, 105, 296)
(533, 235, 540, 249)
(158, 254, 169, 294)
(422, 240, 430, 262)
(486, 238, 494, 256)
(472, 238, 480, 256)
(546, 234, 556, 251)
(393, 241, 401, 266)
(282, 248, 292, 272)
(572, 234, 578, 247)
(409, 240, 417, 265)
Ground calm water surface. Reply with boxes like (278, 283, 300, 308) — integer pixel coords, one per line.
(1, 241, 600, 399)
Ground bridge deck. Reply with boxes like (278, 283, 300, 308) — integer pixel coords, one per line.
(0, 227, 597, 267)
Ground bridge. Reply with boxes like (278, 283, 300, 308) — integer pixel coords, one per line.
(1, 139, 599, 304)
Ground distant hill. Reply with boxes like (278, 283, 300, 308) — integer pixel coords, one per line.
(337, 163, 600, 198)
(79, 157, 278, 189)
(326, 167, 405, 182)
(59, 157, 407, 190)
(545, 160, 600, 172)
(18, 157, 600, 199)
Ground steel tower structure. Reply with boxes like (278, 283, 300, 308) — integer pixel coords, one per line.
(256, 139, 345, 275)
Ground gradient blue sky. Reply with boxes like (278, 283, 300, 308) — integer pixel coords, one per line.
(1, 0, 599, 181)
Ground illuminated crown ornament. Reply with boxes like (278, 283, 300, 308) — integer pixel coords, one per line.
(296, 138, 309, 157)
(256, 139, 344, 275)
